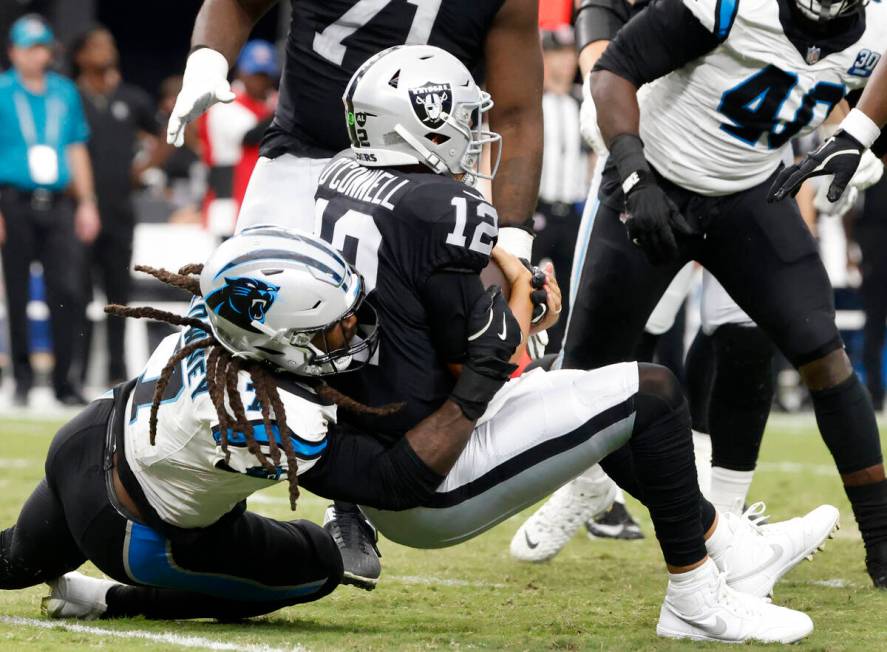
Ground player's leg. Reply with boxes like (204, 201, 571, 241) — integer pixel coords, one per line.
(38, 199, 87, 401)
(858, 221, 887, 412)
(579, 270, 697, 546)
(0, 193, 37, 404)
(38, 397, 342, 620)
(701, 175, 887, 587)
(684, 327, 715, 499)
(236, 154, 330, 233)
(356, 363, 822, 642)
(700, 272, 775, 515)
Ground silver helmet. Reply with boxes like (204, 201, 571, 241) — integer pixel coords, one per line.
(200, 225, 378, 376)
(343, 44, 501, 186)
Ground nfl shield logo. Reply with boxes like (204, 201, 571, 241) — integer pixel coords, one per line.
(409, 82, 453, 129)
(806, 46, 821, 65)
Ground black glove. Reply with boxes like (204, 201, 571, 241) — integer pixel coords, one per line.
(520, 258, 549, 325)
(623, 171, 693, 266)
(767, 130, 865, 203)
(609, 134, 693, 266)
(450, 286, 520, 420)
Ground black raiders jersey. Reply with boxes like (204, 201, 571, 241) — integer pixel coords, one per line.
(262, 0, 505, 159)
(315, 153, 497, 440)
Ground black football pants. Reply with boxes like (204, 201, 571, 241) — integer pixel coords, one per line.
(0, 398, 342, 619)
(563, 168, 840, 371)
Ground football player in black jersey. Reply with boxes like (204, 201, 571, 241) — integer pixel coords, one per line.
(301, 44, 838, 643)
(165, 0, 542, 260)
(164, 0, 544, 588)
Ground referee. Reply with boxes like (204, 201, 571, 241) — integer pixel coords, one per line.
(0, 15, 100, 406)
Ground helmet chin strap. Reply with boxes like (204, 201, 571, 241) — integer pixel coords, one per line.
(394, 123, 450, 174)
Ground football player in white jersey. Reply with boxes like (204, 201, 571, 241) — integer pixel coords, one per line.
(1, 226, 492, 619)
(570, 0, 887, 588)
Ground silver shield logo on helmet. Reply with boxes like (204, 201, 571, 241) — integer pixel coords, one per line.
(409, 82, 453, 129)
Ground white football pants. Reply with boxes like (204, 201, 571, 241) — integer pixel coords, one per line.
(361, 364, 639, 548)
(236, 154, 330, 234)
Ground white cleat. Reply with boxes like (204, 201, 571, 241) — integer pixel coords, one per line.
(42, 571, 120, 619)
(510, 471, 618, 562)
(709, 502, 839, 598)
(657, 559, 813, 644)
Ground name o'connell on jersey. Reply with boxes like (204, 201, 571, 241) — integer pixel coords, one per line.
(317, 156, 411, 209)
(635, 0, 887, 195)
(314, 153, 497, 439)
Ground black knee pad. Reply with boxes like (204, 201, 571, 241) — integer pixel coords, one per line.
(635, 363, 686, 432)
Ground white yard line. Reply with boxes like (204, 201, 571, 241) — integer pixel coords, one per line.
(0, 616, 305, 652)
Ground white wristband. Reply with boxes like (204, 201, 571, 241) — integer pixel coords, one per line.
(496, 226, 534, 261)
(841, 108, 882, 149)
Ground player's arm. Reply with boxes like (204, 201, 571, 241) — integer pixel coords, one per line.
(484, 0, 543, 257)
(590, 0, 721, 263)
(574, 0, 633, 153)
(166, 0, 278, 146)
(852, 55, 887, 135)
(769, 84, 887, 203)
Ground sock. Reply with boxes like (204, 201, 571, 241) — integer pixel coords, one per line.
(668, 557, 717, 586)
(810, 373, 884, 474)
(692, 430, 713, 499)
(709, 467, 754, 515)
(846, 479, 887, 550)
(703, 510, 731, 560)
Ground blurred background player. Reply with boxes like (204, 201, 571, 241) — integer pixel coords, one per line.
(0, 14, 99, 407)
(72, 25, 160, 387)
(198, 39, 277, 240)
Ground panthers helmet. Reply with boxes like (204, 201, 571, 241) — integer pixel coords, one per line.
(200, 225, 378, 376)
(343, 44, 501, 186)
(794, 0, 866, 21)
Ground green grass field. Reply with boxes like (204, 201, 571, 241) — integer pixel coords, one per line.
(0, 414, 884, 651)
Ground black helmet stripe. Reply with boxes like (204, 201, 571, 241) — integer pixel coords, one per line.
(213, 249, 346, 285)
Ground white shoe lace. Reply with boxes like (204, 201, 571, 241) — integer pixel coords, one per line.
(740, 502, 771, 531)
(714, 572, 765, 618)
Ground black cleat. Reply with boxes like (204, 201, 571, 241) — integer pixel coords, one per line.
(866, 541, 887, 589)
(323, 502, 381, 591)
(585, 500, 645, 541)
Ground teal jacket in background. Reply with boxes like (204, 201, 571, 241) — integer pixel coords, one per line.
(0, 69, 90, 192)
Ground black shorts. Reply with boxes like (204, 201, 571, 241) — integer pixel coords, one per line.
(563, 165, 840, 370)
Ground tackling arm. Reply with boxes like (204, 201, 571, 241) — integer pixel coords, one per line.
(852, 54, 887, 136)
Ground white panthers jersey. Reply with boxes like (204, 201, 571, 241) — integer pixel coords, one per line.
(640, 0, 887, 195)
(124, 302, 335, 528)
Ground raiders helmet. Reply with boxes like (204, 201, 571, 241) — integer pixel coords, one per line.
(200, 225, 378, 376)
(342, 44, 501, 186)
(794, 0, 866, 21)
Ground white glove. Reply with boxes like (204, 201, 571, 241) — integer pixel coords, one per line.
(813, 148, 883, 216)
(166, 48, 236, 147)
(580, 75, 608, 156)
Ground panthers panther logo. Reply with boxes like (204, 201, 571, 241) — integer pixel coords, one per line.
(204, 277, 280, 333)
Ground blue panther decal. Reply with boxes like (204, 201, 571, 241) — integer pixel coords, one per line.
(204, 277, 280, 333)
